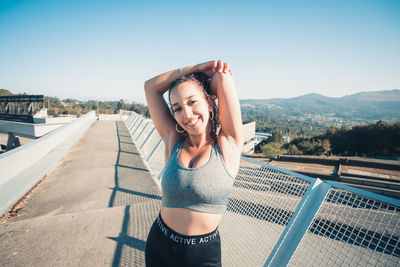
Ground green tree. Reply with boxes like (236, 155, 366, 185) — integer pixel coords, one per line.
(261, 142, 286, 158)
(270, 131, 284, 143)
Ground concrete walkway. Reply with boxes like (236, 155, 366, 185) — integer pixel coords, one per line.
(0, 121, 161, 266)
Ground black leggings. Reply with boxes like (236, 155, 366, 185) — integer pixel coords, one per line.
(145, 213, 222, 267)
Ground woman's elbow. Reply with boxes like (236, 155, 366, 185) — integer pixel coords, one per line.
(144, 80, 150, 92)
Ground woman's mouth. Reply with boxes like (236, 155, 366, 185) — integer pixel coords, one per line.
(185, 117, 199, 128)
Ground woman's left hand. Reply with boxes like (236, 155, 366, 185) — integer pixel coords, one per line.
(196, 60, 233, 77)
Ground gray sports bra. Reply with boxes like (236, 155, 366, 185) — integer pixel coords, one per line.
(161, 138, 235, 214)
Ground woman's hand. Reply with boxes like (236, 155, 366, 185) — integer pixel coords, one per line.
(196, 60, 233, 77)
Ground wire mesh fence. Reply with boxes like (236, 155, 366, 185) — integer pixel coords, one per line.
(289, 186, 400, 266)
(125, 112, 400, 267)
(219, 158, 311, 266)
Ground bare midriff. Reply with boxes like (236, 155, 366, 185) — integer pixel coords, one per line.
(160, 206, 224, 236)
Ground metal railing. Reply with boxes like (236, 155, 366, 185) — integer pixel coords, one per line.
(125, 112, 400, 267)
(0, 95, 45, 122)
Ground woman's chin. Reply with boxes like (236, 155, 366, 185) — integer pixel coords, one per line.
(186, 129, 201, 135)
(185, 126, 205, 136)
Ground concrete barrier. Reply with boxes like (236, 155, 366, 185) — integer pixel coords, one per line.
(147, 141, 165, 180)
(242, 121, 255, 154)
(0, 117, 75, 138)
(136, 122, 154, 146)
(129, 115, 143, 133)
(97, 113, 129, 121)
(0, 111, 96, 215)
(131, 118, 147, 140)
(136, 122, 153, 147)
(125, 113, 137, 128)
(127, 114, 138, 130)
(140, 127, 160, 159)
(124, 113, 165, 184)
(98, 114, 121, 121)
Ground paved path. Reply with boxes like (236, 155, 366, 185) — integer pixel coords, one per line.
(0, 121, 161, 266)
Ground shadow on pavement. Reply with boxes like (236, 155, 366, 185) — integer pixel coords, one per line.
(108, 121, 161, 208)
(108, 121, 161, 266)
(108, 206, 146, 267)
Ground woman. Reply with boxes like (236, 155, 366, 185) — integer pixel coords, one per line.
(144, 60, 243, 266)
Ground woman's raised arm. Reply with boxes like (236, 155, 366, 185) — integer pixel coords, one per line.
(208, 61, 243, 147)
(208, 61, 243, 176)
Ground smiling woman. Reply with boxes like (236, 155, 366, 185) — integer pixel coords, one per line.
(143, 60, 243, 267)
(168, 72, 219, 143)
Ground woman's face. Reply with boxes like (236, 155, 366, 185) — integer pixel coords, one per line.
(169, 81, 212, 136)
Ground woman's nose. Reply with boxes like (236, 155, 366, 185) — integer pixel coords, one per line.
(182, 106, 192, 119)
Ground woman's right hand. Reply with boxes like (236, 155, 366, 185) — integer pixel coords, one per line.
(196, 60, 233, 77)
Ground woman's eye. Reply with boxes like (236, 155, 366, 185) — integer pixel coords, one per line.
(173, 107, 181, 112)
(189, 100, 197, 105)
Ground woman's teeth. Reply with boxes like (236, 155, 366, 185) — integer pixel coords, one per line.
(186, 117, 198, 126)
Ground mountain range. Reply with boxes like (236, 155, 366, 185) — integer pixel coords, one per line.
(240, 89, 400, 125)
(2, 88, 399, 125)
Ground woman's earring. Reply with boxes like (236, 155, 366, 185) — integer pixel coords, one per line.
(176, 123, 185, 133)
(209, 110, 214, 121)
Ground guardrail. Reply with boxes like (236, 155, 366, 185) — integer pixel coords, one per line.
(0, 111, 96, 216)
(270, 155, 400, 199)
(125, 111, 400, 267)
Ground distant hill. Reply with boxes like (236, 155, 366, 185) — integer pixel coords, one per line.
(240, 89, 400, 125)
(0, 89, 13, 96)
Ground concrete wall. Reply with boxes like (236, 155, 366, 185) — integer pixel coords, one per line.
(97, 110, 131, 121)
(98, 114, 124, 121)
(242, 121, 255, 154)
(33, 116, 75, 124)
(124, 113, 165, 183)
(0, 117, 73, 138)
(0, 111, 96, 215)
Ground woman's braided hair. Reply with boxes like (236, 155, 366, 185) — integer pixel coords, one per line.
(168, 72, 219, 142)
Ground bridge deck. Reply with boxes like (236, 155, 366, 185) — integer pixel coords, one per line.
(2, 119, 398, 266)
(0, 121, 161, 266)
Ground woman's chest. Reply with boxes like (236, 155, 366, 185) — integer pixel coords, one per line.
(178, 145, 213, 169)
(162, 163, 233, 199)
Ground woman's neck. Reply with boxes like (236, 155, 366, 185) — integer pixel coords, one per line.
(186, 134, 213, 148)
(186, 123, 213, 148)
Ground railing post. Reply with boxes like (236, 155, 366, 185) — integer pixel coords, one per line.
(265, 179, 332, 267)
(147, 137, 163, 162)
(135, 121, 150, 142)
(140, 126, 156, 150)
(126, 114, 136, 128)
(131, 118, 144, 136)
(129, 116, 141, 132)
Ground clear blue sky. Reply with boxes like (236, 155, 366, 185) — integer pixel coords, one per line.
(1, 0, 399, 103)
